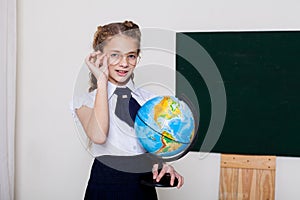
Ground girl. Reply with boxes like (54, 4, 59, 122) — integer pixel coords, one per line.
(72, 20, 183, 200)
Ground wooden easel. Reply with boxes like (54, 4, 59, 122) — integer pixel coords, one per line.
(219, 154, 276, 200)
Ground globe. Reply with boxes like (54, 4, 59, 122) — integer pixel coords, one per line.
(134, 96, 196, 159)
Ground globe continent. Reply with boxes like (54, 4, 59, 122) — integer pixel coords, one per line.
(135, 96, 195, 158)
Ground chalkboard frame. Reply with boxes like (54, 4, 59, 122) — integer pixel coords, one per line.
(176, 31, 300, 157)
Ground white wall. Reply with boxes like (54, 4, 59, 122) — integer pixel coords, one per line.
(16, 0, 300, 199)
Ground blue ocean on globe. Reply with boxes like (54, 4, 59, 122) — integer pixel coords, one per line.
(134, 96, 195, 158)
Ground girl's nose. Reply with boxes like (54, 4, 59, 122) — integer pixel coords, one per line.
(119, 56, 129, 67)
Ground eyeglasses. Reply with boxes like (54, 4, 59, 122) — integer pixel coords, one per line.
(107, 51, 140, 65)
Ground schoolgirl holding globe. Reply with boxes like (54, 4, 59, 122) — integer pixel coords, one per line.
(72, 21, 183, 199)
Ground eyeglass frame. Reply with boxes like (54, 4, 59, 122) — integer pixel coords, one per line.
(107, 50, 141, 66)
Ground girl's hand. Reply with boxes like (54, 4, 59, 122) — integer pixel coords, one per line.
(152, 163, 184, 189)
(85, 51, 109, 82)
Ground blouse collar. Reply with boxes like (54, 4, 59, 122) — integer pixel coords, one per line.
(107, 79, 139, 100)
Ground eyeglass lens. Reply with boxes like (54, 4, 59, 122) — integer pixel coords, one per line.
(108, 52, 140, 65)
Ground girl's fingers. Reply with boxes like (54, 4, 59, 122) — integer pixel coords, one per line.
(152, 164, 184, 188)
(85, 54, 92, 65)
(95, 56, 101, 67)
(102, 56, 108, 69)
(104, 56, 110, 77)
(176, 173, 184, 189)
(84, 51, 109, 81)
(169, 171, 176, 186)
(165, 165, 176, 186)
(85, 51, 103, 66)
(95, 52, 106, 68)
(85, 52, 97, 67)
(156, 164, 168, 182)
(152, 164, 159, 179)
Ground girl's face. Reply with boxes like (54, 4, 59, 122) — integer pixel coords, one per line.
(103, 34, 140, 86)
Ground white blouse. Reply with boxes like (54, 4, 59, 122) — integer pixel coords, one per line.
(70, 79, 157, 157)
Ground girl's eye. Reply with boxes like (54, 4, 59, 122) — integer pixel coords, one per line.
(127, 54, 137, 60)
(110, 53, 120, 58)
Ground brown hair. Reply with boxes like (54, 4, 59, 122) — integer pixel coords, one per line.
(88, 20, 141, 92)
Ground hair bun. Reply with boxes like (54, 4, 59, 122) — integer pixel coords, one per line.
(97, 25, 102, 31)
(124, 20, 134, 28)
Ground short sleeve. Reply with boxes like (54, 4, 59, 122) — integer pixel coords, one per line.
(69, 90, 96, 122)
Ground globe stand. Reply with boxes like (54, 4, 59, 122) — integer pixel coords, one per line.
(140, 170, 178, 187)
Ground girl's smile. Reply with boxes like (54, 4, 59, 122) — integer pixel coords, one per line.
(115, 70, 129, 77)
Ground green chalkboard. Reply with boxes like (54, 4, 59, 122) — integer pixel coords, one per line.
(176, 31, 300, 157)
